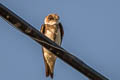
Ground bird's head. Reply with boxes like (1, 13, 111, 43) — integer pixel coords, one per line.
(44, 14, 59, 25)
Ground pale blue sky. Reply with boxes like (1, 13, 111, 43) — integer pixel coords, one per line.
(0, 0, 120, 80)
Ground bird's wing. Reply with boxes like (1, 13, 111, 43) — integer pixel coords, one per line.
(40, 24, 50, 77)
(59, 23, 64, 41)
(40, 24, 45, 33)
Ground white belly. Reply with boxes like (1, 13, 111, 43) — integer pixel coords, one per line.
(46, 30, 53, 40)
(45, 28, 61, 45)
(43, 28, 61, 64)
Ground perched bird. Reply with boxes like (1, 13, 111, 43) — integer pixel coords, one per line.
(40, 14, 64, 78)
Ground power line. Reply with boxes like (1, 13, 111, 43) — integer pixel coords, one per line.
(0, 3, 108, 80)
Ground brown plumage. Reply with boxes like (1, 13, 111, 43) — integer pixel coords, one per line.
(40, 14, 64, 78)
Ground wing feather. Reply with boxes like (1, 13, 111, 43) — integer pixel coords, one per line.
(59, 23, 64, 41)
(40, 24, 45, 33)
(40, 24, 50, 77)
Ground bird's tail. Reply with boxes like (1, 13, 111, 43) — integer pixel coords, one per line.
(42, 48, 56, 79)
(45, 61, 54, 79)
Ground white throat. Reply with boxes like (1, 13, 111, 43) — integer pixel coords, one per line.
(44, 20, 59, 25)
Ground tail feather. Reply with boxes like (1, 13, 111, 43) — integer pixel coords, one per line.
(42, 48, 55, 79)
(49, 70, 53, 79)
(45, 62, 49, 77)
(45, 64, 54, 78)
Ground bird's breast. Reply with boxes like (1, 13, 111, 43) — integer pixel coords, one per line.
(45, 29, 55, 40)
(44, 27, 61, 45)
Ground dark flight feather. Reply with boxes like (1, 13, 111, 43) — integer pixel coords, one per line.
(59, 23, 64, 41)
